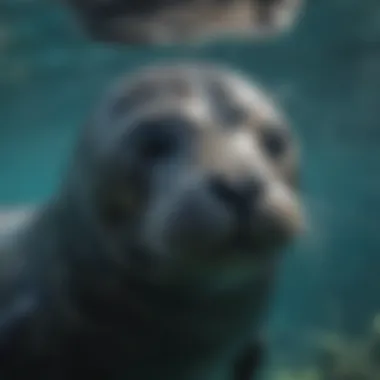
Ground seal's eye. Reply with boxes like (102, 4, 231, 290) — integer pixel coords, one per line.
(141, 128, 176, 160)
(137, 116, 185, 161)
(261, 127, 288, 159)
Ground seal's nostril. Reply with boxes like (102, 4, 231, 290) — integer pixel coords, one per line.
(209, 176, 238, 206)
(209, 175, 264, 210)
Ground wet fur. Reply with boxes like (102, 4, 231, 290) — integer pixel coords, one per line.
(65, 0, 303, 45)
(0, 62, 302, 379)
(0, 204, 271, 379)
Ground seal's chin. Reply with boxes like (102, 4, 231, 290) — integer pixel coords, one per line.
(171, 224, 292, 265)
(136, 203, 299, 268)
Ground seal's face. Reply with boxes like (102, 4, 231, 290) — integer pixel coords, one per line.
(82, 64, 303, 278)
(67, 0, 303, 45)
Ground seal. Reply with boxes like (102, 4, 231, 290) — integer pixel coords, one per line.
(65, 0, 303, 45)
(0, 62, 303, 379)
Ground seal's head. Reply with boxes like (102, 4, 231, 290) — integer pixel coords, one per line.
(66, 0, 303, 45)
(71, 63, 303, 282)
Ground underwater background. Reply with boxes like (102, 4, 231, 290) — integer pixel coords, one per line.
(1, 0, 380, 378)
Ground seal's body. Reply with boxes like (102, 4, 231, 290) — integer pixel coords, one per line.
(0, 62, 303, 379)
(65, 0, 303, 45)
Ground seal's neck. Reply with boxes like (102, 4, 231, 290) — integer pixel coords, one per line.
(32, 188, 276, 331)
(36, 193, 192, 324)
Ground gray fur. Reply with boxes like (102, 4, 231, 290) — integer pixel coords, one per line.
(65, 0, 303, 45)
(0, 62, 303, 379)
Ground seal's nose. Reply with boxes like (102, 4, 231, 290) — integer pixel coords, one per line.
(209, 174, 264, 218)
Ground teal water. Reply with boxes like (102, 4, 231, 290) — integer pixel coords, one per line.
(1, 0, 380, 374)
